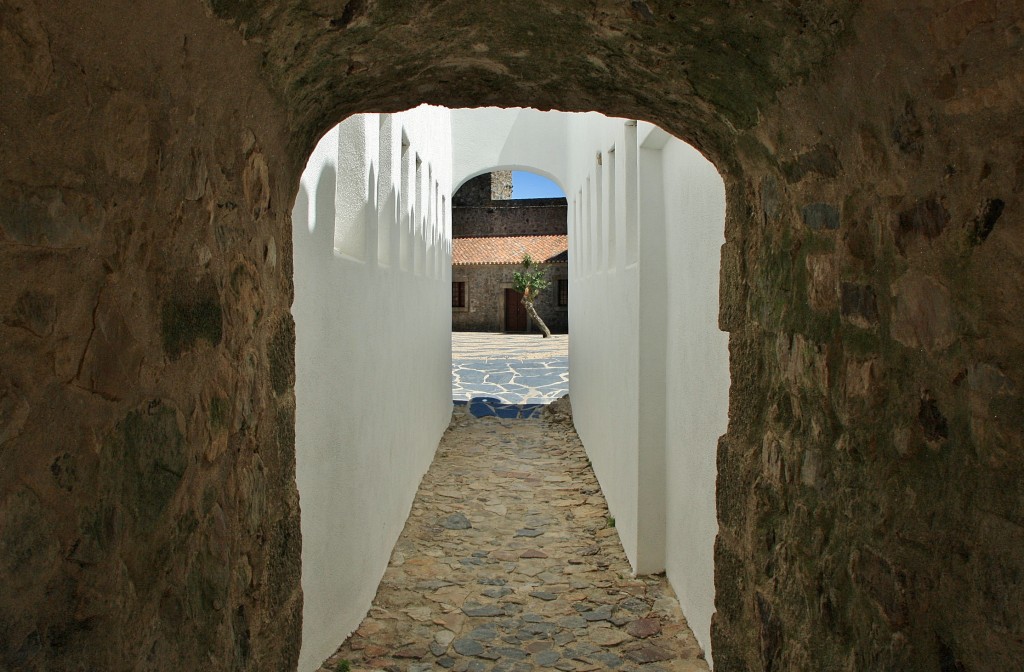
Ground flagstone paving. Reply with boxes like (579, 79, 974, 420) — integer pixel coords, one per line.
(452, 333, 570, 416)
(317, 405, 710, 672)
(452, 333, 569, 361)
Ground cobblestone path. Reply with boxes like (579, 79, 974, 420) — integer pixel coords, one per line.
(317, 406, 709, 672)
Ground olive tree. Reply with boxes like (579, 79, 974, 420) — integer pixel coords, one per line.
(512, 253, 552, 338)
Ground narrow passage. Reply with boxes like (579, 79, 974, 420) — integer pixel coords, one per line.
(317, 404, 710, 672)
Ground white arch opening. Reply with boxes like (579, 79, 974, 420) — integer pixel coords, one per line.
(291, 106, 729, 670)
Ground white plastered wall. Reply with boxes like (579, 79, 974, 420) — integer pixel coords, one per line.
(290, 107, 727, 670)
(452, 109, 728, 665)
(647, 126, 729, 667)
(292, 106, 453, 672)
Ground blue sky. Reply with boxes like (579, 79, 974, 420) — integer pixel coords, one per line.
(511, 171, 565, 199)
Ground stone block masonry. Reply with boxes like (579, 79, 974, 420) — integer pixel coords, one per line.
(451, 174, 569, 336)
(452, 171, 513, 206)
(452, 263, 568, 334)
(453, 199, 568, 238)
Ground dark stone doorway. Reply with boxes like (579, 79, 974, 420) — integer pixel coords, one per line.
(504, 288, 527, 332)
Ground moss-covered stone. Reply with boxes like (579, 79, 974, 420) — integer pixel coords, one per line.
(104, 406, 186, 534)
(801, 203, 840, 230)
(268, 315, 294, 396)
(209, 396, 229, 432)
(161, 277, 223, 360)
(782, 145, 841, 183)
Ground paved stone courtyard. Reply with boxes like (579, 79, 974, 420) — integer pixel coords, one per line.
(452, 333, 569, 360)
(452, 333, 569, 418)
(317, 405, 709, 672)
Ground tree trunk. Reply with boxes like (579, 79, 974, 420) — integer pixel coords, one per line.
(523, 298, 551, 338)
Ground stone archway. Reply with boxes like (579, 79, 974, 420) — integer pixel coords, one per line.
(2, 2, 1022, 671)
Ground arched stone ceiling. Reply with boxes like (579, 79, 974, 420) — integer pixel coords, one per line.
(205, 0, 856, 168)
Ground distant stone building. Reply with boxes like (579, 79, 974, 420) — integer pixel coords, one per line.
(452, 173, 568, 333)
(452, 169, 513, 205)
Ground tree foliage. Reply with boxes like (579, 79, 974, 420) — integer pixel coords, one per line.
(512, 253, 550, 299)
(512, 253, 552, 337)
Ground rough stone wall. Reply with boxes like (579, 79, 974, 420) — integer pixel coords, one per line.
(0, 3, 300, 670)
(451, 171, 512, 206)
(452, 264, 568, 334)
(491, 170, 514, 200)
(1, 1, 1022, 671)
(712, 4, 1024, 670)
(452, 174, 492, 207)
(453, 200, 568, 238)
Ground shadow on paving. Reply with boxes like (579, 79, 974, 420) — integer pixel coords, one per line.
(318, 407, 710, 672)
(451, 359, 569, 407)
(455, 398, 547, 419)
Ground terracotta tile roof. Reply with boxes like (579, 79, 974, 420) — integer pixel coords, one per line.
(452, 235, 569, 265)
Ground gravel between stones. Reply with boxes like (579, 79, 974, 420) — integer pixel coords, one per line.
(318, 411, 709, 672)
